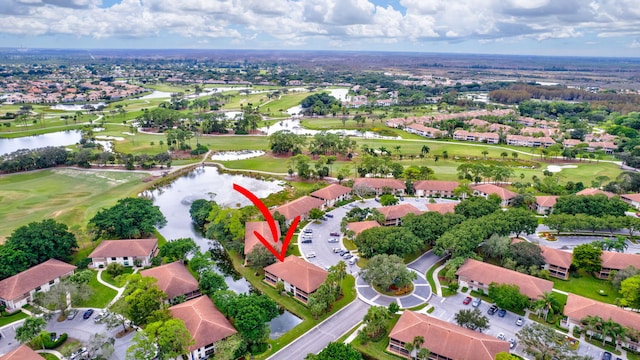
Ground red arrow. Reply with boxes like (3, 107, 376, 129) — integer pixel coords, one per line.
(233, 183, 300, 262)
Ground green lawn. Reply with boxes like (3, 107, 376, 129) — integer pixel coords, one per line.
(425, 259, 446, 296)
(551, 271, 619, 305)
(74, 271, 118, 308)
(352, 314, 405, 360)
(40, 354, 58, 360)
(0, 310, 29, 326)
(0, 169, 149, 243)
(100, 267, 134, 288)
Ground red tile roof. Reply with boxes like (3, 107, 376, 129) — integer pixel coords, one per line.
(601, 251, 640, 270)
(0, 345, 43, 360)
(272, 196, 325, 221)
(0, 259, 76, 301)
(347, 221, 381, 236)
(88, 238, 158, 258)
(413, 180, 459, 192)
(310, 184, 351, 201)
(244, 221, 281, 255)
(472, 184, 517, 201)
(621, 193, 640, 202)
(170, 296, 237, 351)
(535, 196, 558, 207)
(425, 203, 457, 214)
(376, 203, 422, 220)
(389, 311, 510, 360)
(565, 293, 640, 332)
(140, 262, 199, 300)
(541, 246, 573, 269)
(264, 255, 328, 293)
(576, 188, 615, 198)
(456, 259, 553, 299)
(353, 178, 406, 190)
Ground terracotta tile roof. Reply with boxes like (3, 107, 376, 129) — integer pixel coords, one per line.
(535, 196, 558, 207)
(140, 262, 199, 300)
(353, 178, 406, 190)
(272, 196, 325, 221)
(376, 203, 422, 220)
(310, 184, 352, 201)
(244, 221, 281, 255)
(264, 255, 328, 293)
(88, 238, 158, 258)
(472, 184, 517, 201)
(0, 345, 43, 360)
(601, 251, 640, 270)
(565, 293, 640, 332)
(621, 193, 640, 202)
(347, 221, 381, 236)
(390, 311, 510, 360)
(170, 296, 237, 351)
(0, 259, 76, 301)
(541, 246, 573, 269)
(413, 180, 459, 192)
(425, 203, 457, 214)
(456, 259, 553, 299)
(576, 188, 615, 198)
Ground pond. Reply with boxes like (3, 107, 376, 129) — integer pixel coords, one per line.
(0, 130, 82, 156)
(268, 310, 303, 340)
(143, 166, 284, 294)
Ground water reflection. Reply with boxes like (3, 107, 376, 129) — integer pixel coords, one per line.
(268, 310, 303, 339)
(0, 130, 82, 156)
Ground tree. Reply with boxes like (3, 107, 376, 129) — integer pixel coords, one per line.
(534, 292, 562, 322)
(87, 333, 115, 360)
(454, 196, 500, 219)
(268, 130, 306, 154)
(517, 322, 578, 359)
(305, 342, 363, 360)
(122, 275, 168, 327)
(502, 208, 538, 237)
(189, 199, 213, 228)
(572, 243, 603, 274)
(495, 352, 520, 360)
(454, 308, 490, 332)
(360, 254, 417, 290)
(610, 266, 639, 290)
(159, 238, 198, 263)
(34, 279, 92, 311)
(246, 246, 277, 268)
(15, 317, 46, 347)
(198, 269, 228, 297)
(89, 197, 167, 239)
(379, 194, 399, 206)
(212, 292, 278, 344)
(213, 334, 246, 360)
(309, 208, 325, 221)
(355, 227, 422, 258)
(361, 306, 391, 340)
(482, 234, 511, 260)
(106, 262, 125, 278)
(619, 275, 640, 309)
(508, 241, 545, 268)
(6, 219, 78, 267)
(127, 318, 194, 360)
(488, 283, 530, 313)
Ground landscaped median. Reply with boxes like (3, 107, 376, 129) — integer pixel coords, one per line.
(227, 250, 357, 359)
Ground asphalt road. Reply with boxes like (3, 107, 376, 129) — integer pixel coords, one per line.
(407, 250, 442, 274)
(268, 299, 370, 360)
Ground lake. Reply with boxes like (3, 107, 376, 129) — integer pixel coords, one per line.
(0, 130, 82, 156)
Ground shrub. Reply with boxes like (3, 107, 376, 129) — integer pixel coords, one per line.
(42, 332, 68, 349)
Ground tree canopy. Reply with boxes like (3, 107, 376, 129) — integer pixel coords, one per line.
(553, 194, 628, 217)
(305, 342, 362, 360)
(488, 283, 531, 312)
(127, 318, 194, 360)
(89, 197, 167, 239)
(355, 226, 422, 258)
(268, 130, 306, 155)
(572, 243, 603, 274)
(360, 254, 417, 290)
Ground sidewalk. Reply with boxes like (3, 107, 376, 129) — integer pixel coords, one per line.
(95, 269, 126, 308)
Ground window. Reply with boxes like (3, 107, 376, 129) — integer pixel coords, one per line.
(123, 257, 128, 260)
(111, 257, 116, 261)
(35, 286, 41, 292)
(49, 280, 55, 285)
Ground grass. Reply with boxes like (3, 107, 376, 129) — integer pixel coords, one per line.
(352, 314, 405, 360)
(343, 238, 357, 251)
(40, 354, 58, 360)
(627, 351, 640, 360)
(583, 336, 622, 355)
(407, 303, 430, 312)
(0, 310, 29, 326)
(551, 271, 619, 305)
(100, 267, 134, 288)
(425, 258, 446, 296)
(74, 271, 118, 308)
(469, 290, 494, 304)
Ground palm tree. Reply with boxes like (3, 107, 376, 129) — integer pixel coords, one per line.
(394, 145, 402, 159)
(583, 315, 604, 341)
(421, 145, 430, 157)
(536, 292, 561, 321)
(482, 150, 489, 160)
(512, 151, 518, 160)
(413, 335, 425, 350)
(404, 342, 415, 357)
(500, 151, 508, 160)
(416, 348, 430, 360)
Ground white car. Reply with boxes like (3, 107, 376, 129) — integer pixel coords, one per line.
(307, 252, 316, 258)
(497, 332, 506, 341)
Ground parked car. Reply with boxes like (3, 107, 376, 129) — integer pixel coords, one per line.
(601, 352, 612, 360)
(497, 332, 506, 341)
(327, 238, 339, 243)
(69, 347, 87, 360)
(94, 312, 109, 323)
(326, 214, 334, 218)
(300, 239, 312, 244)
(348, 257, 358, 265)
(515, 317, 524, 326)
(82, 309, 94, 320)
(487, 305, 498, 315)
(307, 252, 316, 259)
(508, 338, 516, 349)
(462, 296, 472, 305)
(332, 247, 342, 253)
(339, 250, 349, 256)
(471, 298, 482, 307)
(497, 309, 507, 317)
(329, 232, 340, 236)
(67, 309, 79, 320)
(343, 254, 354, 260)
(303, 228, 313, 234)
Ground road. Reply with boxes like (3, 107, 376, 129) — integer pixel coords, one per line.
(268, 299, 370, 360)
(407, 250, 442, 274)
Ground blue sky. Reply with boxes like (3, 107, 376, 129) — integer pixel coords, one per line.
(1, 0, 639, 57)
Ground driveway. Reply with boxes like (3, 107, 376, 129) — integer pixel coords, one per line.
(407, 250, 442, 274)
(268, 299, 370, 360)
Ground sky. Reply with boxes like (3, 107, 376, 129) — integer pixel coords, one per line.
(1, 0, 639, 57)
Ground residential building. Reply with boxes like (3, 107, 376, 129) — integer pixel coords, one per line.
(0, 259, 76, 311)
(563, 139, 583, 148)
(244, 221, 281, 258)
(586, 141, 617, 154)
(376, 203, 422, 226)
(347, 221, 381, 237)
(405, 123, 443, 138)
(453, 130, 500, 144)
(576, 188, 615, 198)
(353, 178, 406, 195)
(425, 202, 457, 214)
(585, 133, 617, 143)
(522, 127, 558, 137)
(506, 134, 556, 147)
(140, 262, 201, 303)
(597, 251, 640, 280)
(564, 293, 640, 351)
(88, 238, 158, 268)
(264, 255, 328, 304)
(467, 118, 490, 127)
(534, 196, 558, 215)
(310, 184, 352, 208)
(472, 184, 517, 207)
(170, 296, 237, 360)
(621, 193, 640, 210)
(388, 311, 510, 360)
(271, 196, 325, 224)
(413, 180, 459, 198)
(0, 345, 43, 360)
(541, 245, 573, 280)
(456, 259, 553, 300)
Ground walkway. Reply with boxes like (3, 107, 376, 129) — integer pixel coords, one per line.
(36, 349, 63, 359)
(356, 269, 431, 308)
(96, 269, 127, 308)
